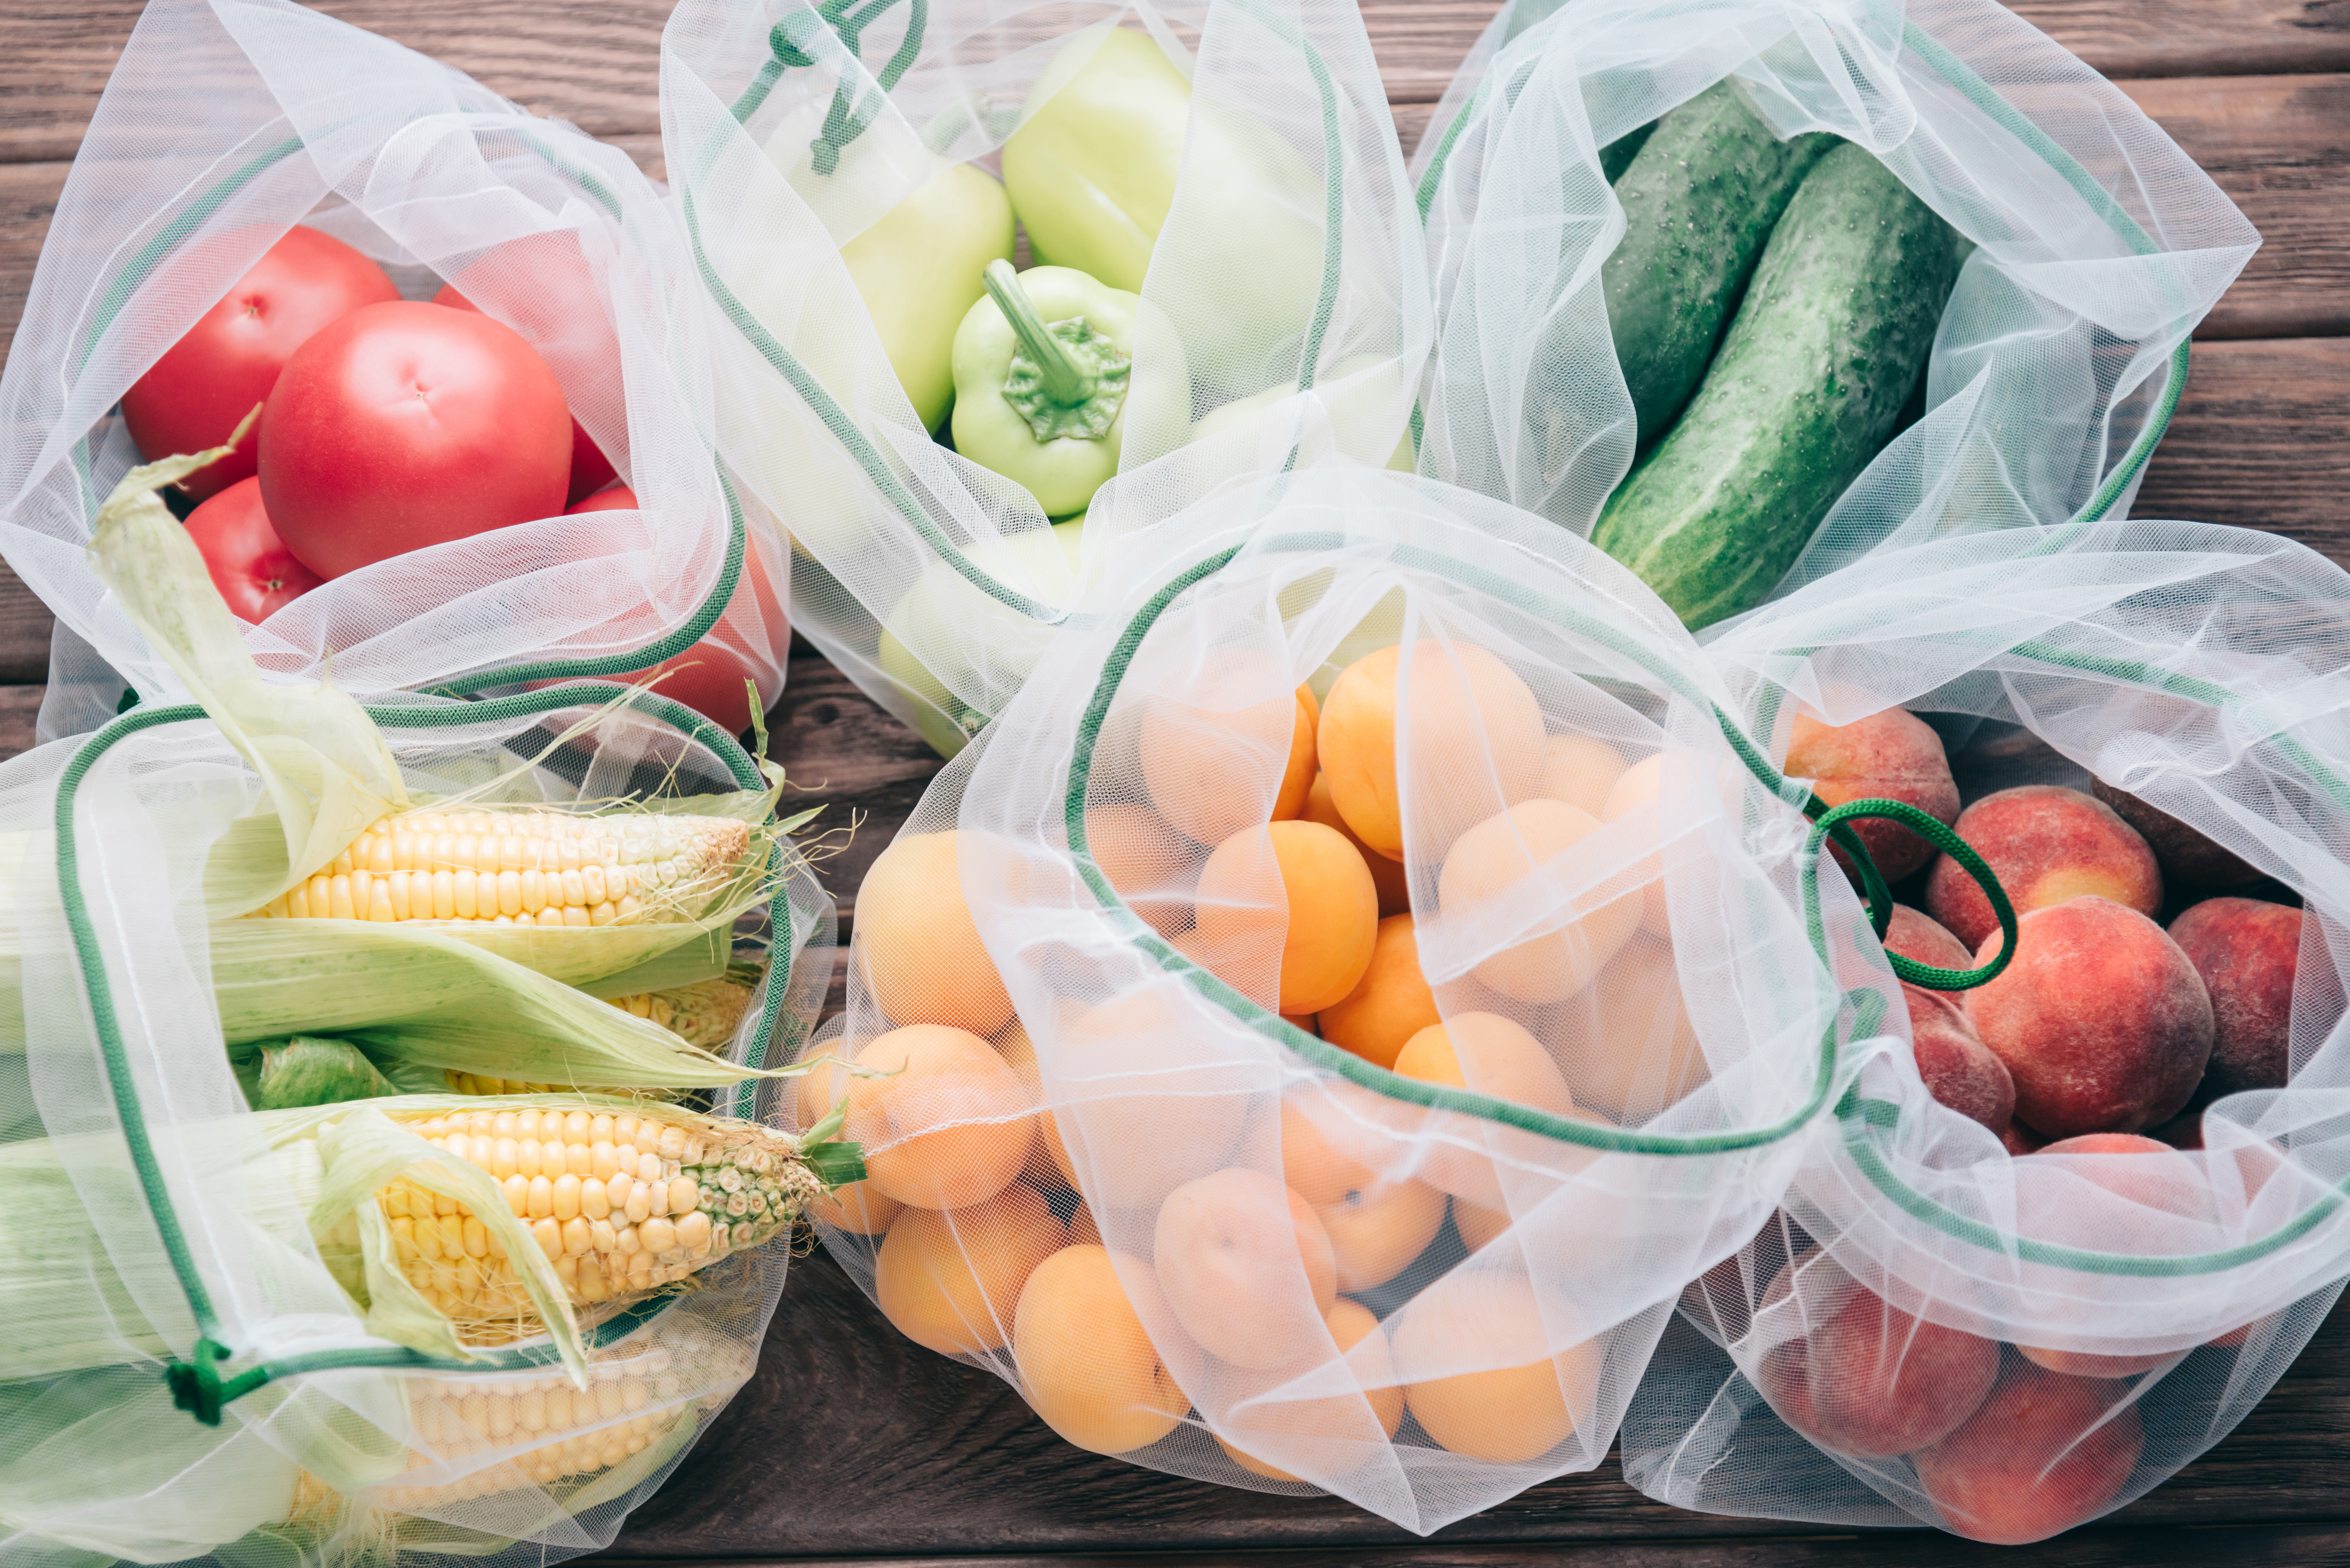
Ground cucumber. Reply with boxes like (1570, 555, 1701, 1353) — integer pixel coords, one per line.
(1600, 121, 1654, 185)
(1604, 81, 1837, 446)
(1590, 143, 1962, 630)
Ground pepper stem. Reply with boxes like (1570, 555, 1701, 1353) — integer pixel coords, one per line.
(984, 260, 1093, 407)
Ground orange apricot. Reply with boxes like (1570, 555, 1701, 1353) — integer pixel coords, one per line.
(1537, 734, 1627, 815)
(803, 1179, 902, 1237)
(1085, 801, 1197, 936)
(1055, 987, 1253, 1208)
(1393, 1269, 1603, 1464)
(1283, 1012, 1321, 1036)
(1452, 1197, 1509, 1252)
(1140, 646, 1317, 846)
(1317, 1174, 1447, 1293)
(857, 831, 1017, 1034)
(1558, 931, 1710, 1121)
(1316, 913, 1441, 1070)
(1279, 1090, 1380, 1209)
(1015, 1245, 1198, 1454)
(1155, 1167, 1339, 1369)
(875, 1183, 1066, 1356)
(1392, 1013, 1580, 1207)
(1307, 772, 1410, 916)
(1439, 799, 1640, 1004)
(1317, 641, 1546, 862)
(1214, 1298, 1404, 1482)
(847, 1023, 1037, 1209)
(1197, 819, 1379, 1015)
(1602, 751, 1743, 939)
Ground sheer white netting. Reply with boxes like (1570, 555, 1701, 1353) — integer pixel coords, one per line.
(0, 695, 830, 1567)
(786, 461, 1916, 1534)
(1618, 518, 2350, 1542)
(0, 0, 788, 744)
(662, 0, 1426, 757)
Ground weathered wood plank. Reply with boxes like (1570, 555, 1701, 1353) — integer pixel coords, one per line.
(768, 650, 945, 932)
(2131, 338, 2350, 556)
(0, 684, 43, 757)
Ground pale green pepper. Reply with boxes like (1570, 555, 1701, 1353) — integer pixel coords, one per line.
(950, 261, 1146, 517)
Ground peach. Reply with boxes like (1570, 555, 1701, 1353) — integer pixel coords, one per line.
(1883, 903, 1973, 971)
(1965, 898, 2213, 1137)
(1926, 786, 2162, 953)
(858, 830, 1017, 1035)
(1392, 1013, 1580, 1208)
(1139, 645, 1316, 846)
(1054, 988, 1252, 1207)
(1439, 799, 1639, 1004)
(1879, 906, 2013, 1132)
(1317, 914, 1441, 1070)
(1602, 750, 1743, 939)
(1914, 1362, 2145, 1544)
(1536, 734, 1627, 816)
(1393, 1269, 1602, 1464)
(1155, 1168, 1338, 1370)
(1751, 1262, 1998, 1459)
(1197, 819, 1379, 1015)
(1214, 1298, 1404, 1483)
(1085, 802, 1197, 937)
(1787, 707, 1960, 885)
(876, 1183, 1067, 1356)
(2091, 775, 2261, 890)
(2169, 897, 2302, 1100)
(845, 1023, 1038, 1209)
(1558, 931, 1709, 1122)
(1014, 1245, 1197, 1453)
(1317, 1173, 1448, 1294)
(2001, 1120, 2049, 1156)
(1317, 641, 1546, 861)
(1306, 773, 1410, 917)
(2016, 1132, 2211, 1378)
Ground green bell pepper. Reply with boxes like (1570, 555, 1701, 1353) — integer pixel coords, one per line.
(949, 260, 1152, 517)
(1001, 26, 1324, 393)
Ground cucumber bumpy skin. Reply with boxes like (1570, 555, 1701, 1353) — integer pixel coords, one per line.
(1604, 81, 1837, 447)
(1591, 143, 1962, 631)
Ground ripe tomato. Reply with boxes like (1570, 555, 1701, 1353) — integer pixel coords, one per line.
(181, 475, 322, 622)
(547, 487, 788, 735)
(434, 282, 618, 505)
(121, 226, 399, 502)
(259, 300, 572, 579)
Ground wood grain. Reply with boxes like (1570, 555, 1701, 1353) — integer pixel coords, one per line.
(767, 650, 945, 931)
(2131, 339, 2350, 553)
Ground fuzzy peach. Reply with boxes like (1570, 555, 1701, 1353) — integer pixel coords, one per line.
(1317, 641, 1546, 861)
(1197, 819, 1379, 1015)
(2091, 775, 2261, 889)
(1914, 1362, 2144, 1544)
(1786, 707, 1960, 884)
(2016, 1132, 2213, 1377)
(1317, 914, 1441, 1070)
(1439, 799, 1640, 1004)
(1880, 906, 2014, 1132)
(2170, 897, 2302, 1100)
(1926, 786, 2162, 952)
(1751, 1262, 1998, 1460)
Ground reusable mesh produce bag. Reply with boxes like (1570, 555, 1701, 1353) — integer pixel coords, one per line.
(1616, 517, 2350, 1542)
(0, 464, 836, 1568)
(785, 460, 1994, 1533)
(661, 0, 1426, 757)
(1, 0, 790, 742)
(1409, 0, 2255, 616)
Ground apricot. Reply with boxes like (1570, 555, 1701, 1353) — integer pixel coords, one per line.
(1439, 799, 1640, 1004)
(1451, 1197, 1509, 1252)
(858, 831, 1016, 1034)
(2016, 1132, 2212, 1377)
(1317, 1174, 1447, 1293)
(844, 1023, 1038, 1209)
(1602, 750, 1743, 939)
(1559, 931, 1709, 1122)
(1085, 801, 1198, 937)
(1169, 920, 1274, 1010)
(1392, 1269, 1602, 1464)
(1785, 707, 1959, 885)
(1965, 897, 2214, 1137)
(1214, 1298, 1404, 1483)
(1054, 987, 1253, 1208)
(1197, 819, 1379, 1015)
(1140, 644, 1317, 846)
(1155, 1168, 1338, 1369)
(1014, 1245, 1197, 1453)
(1283, 1012, 1321, 1036)
(1279, 1091, 1381, 1209)
(1536, 734, 1627, 816)
(876, 1183, 1066, 1356)
(2092, 775, 2261, 889)
(1926, 786, 2162, 952)
(1307, 773, 1410, 916)
(1317, 641, 1546, 861)
(1316, 914, 1441, 1070)
(803, 1179, 902, 1237)
(2170, 897, 2302, 1100)
(1914, 1362, 2144, 1544)
(1751, 1261, 1998, 1460)
(1392, 1013, 1580, 1208)
(995, 1011, 1084, 1191)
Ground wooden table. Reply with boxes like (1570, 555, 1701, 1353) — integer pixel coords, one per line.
(5, 1, 2349, 1561)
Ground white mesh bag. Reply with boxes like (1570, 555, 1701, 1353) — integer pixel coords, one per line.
(1410, 0, 2256, 621)
(1, 0, 789, 742)
(782, 458, 1978, 1533)
(0, 462, 838, 1568)
(1619, 517, 2350, 1543)
(660, 0, 1426, 756)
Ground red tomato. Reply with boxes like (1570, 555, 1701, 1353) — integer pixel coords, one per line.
(544, 488, 787, 735)
(259, 301, 572, 579)
(435, 282, 618, 505)
(181, 475, 323, 622)
(120, 226, 399, 502)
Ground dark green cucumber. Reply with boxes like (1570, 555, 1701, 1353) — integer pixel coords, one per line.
(1600, 121, 1654, 185)
(1590, 143, 1963, 630)
(1604, 81, 1837, 446)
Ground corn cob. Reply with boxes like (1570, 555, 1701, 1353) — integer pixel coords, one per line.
(371, 1103, 817, 1332)
(247, 809, 752, 928)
